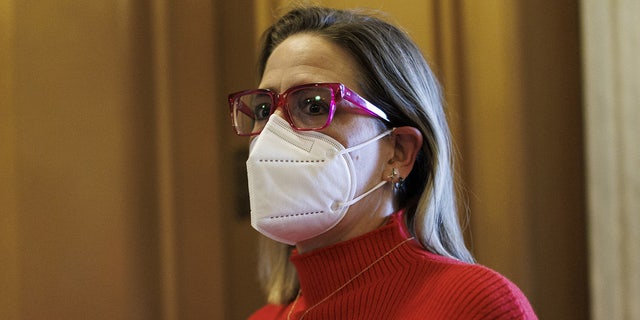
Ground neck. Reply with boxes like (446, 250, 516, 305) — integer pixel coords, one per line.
(290, 209, 416, 304)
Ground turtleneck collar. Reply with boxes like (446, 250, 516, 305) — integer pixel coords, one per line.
(290, 210, 421, 304)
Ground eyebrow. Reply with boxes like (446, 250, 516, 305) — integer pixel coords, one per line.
(259, 80, 320, 93)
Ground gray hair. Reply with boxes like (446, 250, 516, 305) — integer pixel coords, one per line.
(256, 6, 474, 304)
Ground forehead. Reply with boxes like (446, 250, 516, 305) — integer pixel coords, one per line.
(259, 34, 362, 93)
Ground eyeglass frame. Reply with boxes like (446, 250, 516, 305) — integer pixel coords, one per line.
(228, 82, 390, 136)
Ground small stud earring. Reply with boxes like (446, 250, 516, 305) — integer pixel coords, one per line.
(388, 168, 398, 180)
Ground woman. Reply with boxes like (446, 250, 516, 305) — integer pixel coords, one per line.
(228, 6, 537, 319)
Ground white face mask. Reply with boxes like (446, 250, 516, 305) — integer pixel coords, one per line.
(246, 115, 391, 245)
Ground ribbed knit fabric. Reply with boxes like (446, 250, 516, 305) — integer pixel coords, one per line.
(250, 210, 537, 319)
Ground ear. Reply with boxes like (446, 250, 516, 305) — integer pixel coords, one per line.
(386, 126, 423, 180)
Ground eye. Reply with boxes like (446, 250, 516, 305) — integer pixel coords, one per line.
(299, 95, 330, 116)
(254, 103, 272, 120)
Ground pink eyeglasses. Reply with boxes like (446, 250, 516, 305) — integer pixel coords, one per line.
(228, 83, 390, 136)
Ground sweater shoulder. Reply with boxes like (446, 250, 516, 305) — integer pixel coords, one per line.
(408, 251, 538, 319)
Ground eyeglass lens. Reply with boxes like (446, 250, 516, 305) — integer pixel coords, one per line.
(232, 86, 334, 135)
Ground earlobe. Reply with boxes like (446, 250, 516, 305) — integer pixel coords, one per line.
(389, 126, 423, 179)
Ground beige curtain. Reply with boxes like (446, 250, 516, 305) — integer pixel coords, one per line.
(582, 0, 640, 319)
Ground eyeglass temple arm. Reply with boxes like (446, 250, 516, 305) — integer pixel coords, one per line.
(342, 87, 390, 122)
(234, 101, 255, 117)
(229, 99, 257, 133)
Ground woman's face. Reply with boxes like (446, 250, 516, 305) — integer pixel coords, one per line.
(259, 33, 397, 252)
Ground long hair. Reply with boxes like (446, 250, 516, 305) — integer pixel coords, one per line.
(255, 6, 474, 304)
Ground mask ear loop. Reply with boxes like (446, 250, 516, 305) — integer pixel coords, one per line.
(335, 129, 395, 156)
(331, 180, 388, 211)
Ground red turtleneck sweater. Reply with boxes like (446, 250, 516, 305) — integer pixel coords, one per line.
(250, 211, 537, 319)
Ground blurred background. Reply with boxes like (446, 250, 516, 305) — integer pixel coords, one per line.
(1, 0, 638, 319)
